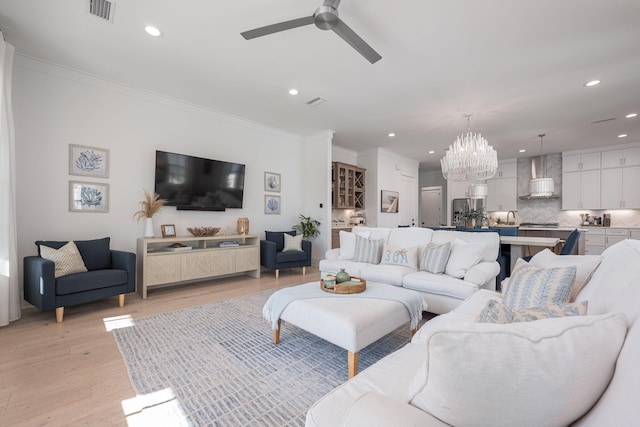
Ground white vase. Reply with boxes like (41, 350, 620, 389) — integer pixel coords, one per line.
(144, 218, 154, 238)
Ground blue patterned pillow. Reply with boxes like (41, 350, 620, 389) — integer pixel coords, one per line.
(352, 234, 383, 264)
(502, 258, 576, 309)
(476, 299, 588, 323)
(419, 242, 451, 274)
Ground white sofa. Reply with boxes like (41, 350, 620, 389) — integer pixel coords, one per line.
(319, 227, 501, 314)
(307, 239, 640, 426)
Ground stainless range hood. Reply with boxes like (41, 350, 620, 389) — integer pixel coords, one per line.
(519, 155, 559, 200)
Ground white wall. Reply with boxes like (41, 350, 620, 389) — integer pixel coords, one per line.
(13, 56, 322, 273)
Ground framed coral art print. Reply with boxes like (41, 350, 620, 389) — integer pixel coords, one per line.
(264, 195, 281, 215)
(69, 144, 109, 178)
(264, 172, 281, 192)
(69, 181, 109, 213)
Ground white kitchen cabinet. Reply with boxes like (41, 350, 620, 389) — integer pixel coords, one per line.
(449, 180, 472, 200)
(630, 229, 640, 240)
(494, 161, 517, 178)
(486, 176, 517, 211)
(600, 166, 640, 209)
(584, 228, 605, 255)
(601, 147, 640, 168)
(562, 169, 601, 210)
(562, 152, 601, 172)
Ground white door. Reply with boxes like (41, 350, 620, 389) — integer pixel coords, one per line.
(421, 187, 442, 227)
(400, 174, 418, 226)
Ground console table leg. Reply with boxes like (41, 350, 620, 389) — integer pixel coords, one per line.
(273, 319, 281, 344)
(348, 351, 359, 378)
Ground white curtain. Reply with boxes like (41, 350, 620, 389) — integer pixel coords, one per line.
(0, 32, 20, 327)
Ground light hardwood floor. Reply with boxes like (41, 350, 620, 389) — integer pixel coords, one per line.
(0, 267, 319, 426)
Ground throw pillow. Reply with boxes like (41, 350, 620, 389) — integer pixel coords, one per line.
(380, 243, 419, 269)
(410, 313, 627, 427)
(502, 258, 576, 309)
(444, 238, 485, 278)
(419, 242, 451, 274)
(352, 234, 383, 264)
(39, 241, 88, 278)
(476, 299, 588, 323)
(36, 237, 112, 271)
(338, 230, 371, 260)
(529, 248, 602, 301)
(282, 233, 303, 252)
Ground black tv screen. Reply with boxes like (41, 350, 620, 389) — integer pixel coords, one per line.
(154, 150, 245, 210)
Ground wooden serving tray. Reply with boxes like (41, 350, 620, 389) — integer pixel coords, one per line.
(320, 276, 366, 294)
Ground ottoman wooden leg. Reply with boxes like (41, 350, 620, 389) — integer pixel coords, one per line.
(348, 351, 359, 379)
(273, 319, 281, 344)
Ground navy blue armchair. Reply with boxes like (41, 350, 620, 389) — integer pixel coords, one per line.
(260, 231, 312, 279)
(23, 237, 135, 322)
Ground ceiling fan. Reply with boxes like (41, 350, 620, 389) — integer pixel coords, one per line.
(240, 0, 382, 64)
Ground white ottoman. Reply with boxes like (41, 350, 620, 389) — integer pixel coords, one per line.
(271, 282, 427, 378)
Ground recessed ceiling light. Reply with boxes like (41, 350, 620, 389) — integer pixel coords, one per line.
(288, 89, 299, 95)
(144, 25, 162, 37)
(428, 150, 435, 154)
(388, 133, 395, 137)
(583, 79, 600, 87)
(519, 149, 526, 153)
(626, 113, 638, 118)
(618, 134, 628, 138)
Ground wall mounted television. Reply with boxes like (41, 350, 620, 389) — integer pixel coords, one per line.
(154, 150, 245, 211)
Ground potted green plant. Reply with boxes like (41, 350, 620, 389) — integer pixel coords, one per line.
(293, 214, 321, 239)
(460, 208, 487, 228)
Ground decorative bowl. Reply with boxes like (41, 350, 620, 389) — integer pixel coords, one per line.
(187, 227, 221, 237)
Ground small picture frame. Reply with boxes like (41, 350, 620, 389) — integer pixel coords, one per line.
(161, 224, 177, 238)
(264, 195, 281, 215)
(381, 190, 399, 213)
(69, 144, 109, 178)
(69, 181, 109, 213)
(264, 172, 281, 192)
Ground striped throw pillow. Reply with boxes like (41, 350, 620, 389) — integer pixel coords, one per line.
(502, 258, 576, 309)
(419, 242, 451, 274)
(476, 299, 588, 323)
(352, 234, 383, 264)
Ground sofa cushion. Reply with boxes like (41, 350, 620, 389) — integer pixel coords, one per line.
(402, 271, 480, 300)
(529, 248, 601, 300)
(444, 238, 484, 278)
(419, 242, 451, 274)
(353, 235, 383, 264)
(319, 259, 371, 278)
(265, 231, 295, 252)
(387, 227, 433, 249)
(432, 230, 499, 263)
(476, 299, 588, 323)
(282, 233, 303, 252)
(36, 237, 111, 271)
(339, 230, 371, 260)
(40, 241, 88, 278)
(360, 264, 416, 287)
(381, 244, 419, 269)
(275, 250, 307, 263)
(56, 269, 128, 295)
(503, 258, 575, 309)
(410, 313, 627, 427)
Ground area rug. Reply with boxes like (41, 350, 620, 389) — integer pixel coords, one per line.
(113, 288, 428, 426)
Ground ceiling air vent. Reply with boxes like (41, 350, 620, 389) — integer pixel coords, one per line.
(591, 118, 616, 124)
(306, 97, 326, 107)
(89, 0, 115, 22)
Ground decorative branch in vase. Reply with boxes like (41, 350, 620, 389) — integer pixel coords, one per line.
(133, 189, 166, 238)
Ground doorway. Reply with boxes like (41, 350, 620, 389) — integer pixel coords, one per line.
(420, 186, 443, 227)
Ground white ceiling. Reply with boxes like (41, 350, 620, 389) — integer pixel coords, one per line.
(1, 0, 639, 171)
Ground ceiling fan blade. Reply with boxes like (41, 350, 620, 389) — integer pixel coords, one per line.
(241, 16, 315, 40)
(332, 19, 382, 64)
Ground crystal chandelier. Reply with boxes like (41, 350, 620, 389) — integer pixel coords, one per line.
(440, 114, 498, 182)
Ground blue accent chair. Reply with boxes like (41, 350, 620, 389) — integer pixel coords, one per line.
(23, 237, 136, 322)
(523, 228, 582, 262)
(260, 231, 312, 279)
